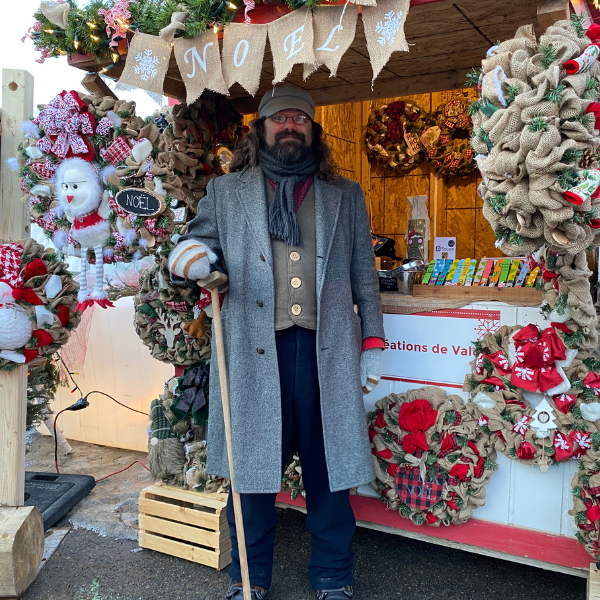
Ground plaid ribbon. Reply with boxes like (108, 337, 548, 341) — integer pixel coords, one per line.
(149, 398, 177, 439)
(444, 119, 456, 130)
(587, 485, 600, 498)
(165, 301, 188, 312)
(450, 160, 460, 168)
(444, 154, 453, 164)
(440, 134, 450, 144)
(447, 476, 472, 486)
(100, 136, 132, 165)
(396, 463, 444, 510)
(30, 160, 57, 180)
(438, 432, 460, 458)
(108, 195, 129, 219)
(0, 243, 24, 288)
(145, 217, 167, 238)
(464, 148, 473, 159)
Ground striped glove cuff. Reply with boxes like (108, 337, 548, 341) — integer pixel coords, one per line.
(168, 240, 217, 281)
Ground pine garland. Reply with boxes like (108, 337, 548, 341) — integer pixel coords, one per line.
(569, 209, 598, 225)
(472, 340, 484, 355)
(558, 170, 581, 190)
(468, 100, 481, 117)
(466, 67, 482, 88)
(571, 12, 587, 38)
(584, 357, 600, 373)
(505, 84, 521, 106)
(528, 115, 548, 132)
(488, 193, 507, 214)
(554, 294, 569, 315)
(584, 78, 599, 100)
(562, 148, 584, 164)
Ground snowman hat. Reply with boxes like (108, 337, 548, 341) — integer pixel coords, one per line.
(0, 243, 24, 300)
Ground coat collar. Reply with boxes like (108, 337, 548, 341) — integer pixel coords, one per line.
(235, 166, 342, 297)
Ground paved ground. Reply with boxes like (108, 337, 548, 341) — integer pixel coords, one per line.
(23, 433, 587, 600)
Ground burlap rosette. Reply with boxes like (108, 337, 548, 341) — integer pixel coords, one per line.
(0, 238, 81, 370)
(365, 101, 427, 173)
(133, 245, 212, 367)
(571, 445, 600, 558)
(471, 18, 600, 258)
(464, 324, 600, 468)
(368, 386, 498, 526)
(423, 98, 476, 177)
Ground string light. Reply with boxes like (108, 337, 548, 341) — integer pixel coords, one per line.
(111, 52, 119, 63)
(213, 24, 218, 33)
(73, 35, 80, 50)
(228, 2, 237, 8)
(87, 22, 97, 28)
(44, 29, 54, 34)
(90, 35, 100, 42)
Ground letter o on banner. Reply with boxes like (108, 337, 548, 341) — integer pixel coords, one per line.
(234, 39, 249, 68)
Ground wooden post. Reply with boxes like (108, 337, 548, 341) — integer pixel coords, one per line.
(0, 69, 44, 600)
(81, 73, 118, 100)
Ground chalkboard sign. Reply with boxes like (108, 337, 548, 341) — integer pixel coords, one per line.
(115, 188, 166, 217)
(379, 276, 398, 292)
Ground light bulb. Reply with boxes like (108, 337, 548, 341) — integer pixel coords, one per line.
(74, 40, 80, 49)
(213, 25, 218, 33)
(87, 22, 97, 29)
(44, 29, 54, 34)
(90, 35, 100, 42)
(228, 2, 237, 8)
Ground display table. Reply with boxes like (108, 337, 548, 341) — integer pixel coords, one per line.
(277, 296, 591, 577)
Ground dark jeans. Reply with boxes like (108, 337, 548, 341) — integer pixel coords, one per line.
(226, 325, 356, 591)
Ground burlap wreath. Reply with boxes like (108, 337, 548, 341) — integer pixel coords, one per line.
(471, 19, 600, 257)
(423, 98, 476, 177)
(0, 238, 81, 370)
(368, 386, 498, 526)
(465, 325, 600, 468)
(365, 101, 427, 173)
(148, 371, 229, 494)
(18, 91, 243, 264)
(134, 244, 212, 366)
(570, 444, 600, 558)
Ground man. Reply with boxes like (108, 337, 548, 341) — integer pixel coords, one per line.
(169, 86, 384, 600)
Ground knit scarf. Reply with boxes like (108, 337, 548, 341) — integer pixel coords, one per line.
(258, 148, 317, 247)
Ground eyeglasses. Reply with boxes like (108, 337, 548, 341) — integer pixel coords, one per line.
(268, 114, 310, 125)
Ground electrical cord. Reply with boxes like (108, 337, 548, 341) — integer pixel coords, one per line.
(52, 358, 150, 482)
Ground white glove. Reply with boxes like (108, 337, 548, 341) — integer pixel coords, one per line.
(168, 239, 218, 280)
(360, 348, 382, 394)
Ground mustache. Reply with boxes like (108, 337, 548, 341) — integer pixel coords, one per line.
(275, 130, 305, 143)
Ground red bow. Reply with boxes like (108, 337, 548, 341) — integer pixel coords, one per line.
(34, 91, 95, 161)
(511, 325, 566, 392)
(398, 399, 438, 453)
(553, 393, 577, 414)
(487, 350, 511, 375)
(481, 376, 506, 390)
(584, 372, 600, 396)
(571, 430, 591, 458)
(553, 432, 573, 462)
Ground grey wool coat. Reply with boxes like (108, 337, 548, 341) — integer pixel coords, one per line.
(181, 165, 384, 494)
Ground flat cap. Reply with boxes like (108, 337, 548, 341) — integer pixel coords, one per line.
(258, 85, 316, 120)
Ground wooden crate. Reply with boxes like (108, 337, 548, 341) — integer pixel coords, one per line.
(138, 483, 231, 570)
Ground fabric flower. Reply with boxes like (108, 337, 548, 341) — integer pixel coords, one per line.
(398, 399, 438, 453)
(448, 463, 470, 480)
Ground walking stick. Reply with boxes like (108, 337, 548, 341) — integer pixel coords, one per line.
(198, 271, 252, 600)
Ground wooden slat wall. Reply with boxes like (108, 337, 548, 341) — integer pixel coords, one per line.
(242, 90, 498, 261)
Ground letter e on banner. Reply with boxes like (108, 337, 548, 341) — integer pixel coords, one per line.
(268, 7, 316, 84)
(222, 23, 268, 96)
(305, 5, 358, 79)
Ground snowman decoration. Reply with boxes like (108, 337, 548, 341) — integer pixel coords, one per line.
(54, 157, 113, 311)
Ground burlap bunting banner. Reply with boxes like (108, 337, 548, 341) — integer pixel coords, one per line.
(362, 0, 410, 83)
(304, 5, 358, 80)
(268, 7, 316, 84)
(117, 3, 412, 97)
(119, 32, 173, 94)
(174, 30, 229, 104)
(222, 23, 268, 96)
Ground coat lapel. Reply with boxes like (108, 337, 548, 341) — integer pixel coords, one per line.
(235, 166, 273, 266)
(315, 177, 342, 299)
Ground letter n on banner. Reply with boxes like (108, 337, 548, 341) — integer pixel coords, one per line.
(174, 30, 229, 104)
(268, 7, 316, 84)
(222, 23, 268, 96)
(304, 5, 358, 80)
(119, 33, 172, 94)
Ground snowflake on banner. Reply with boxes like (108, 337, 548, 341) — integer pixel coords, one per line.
(474, 318, 500, 339)
(375, 10, 403, 47)
(134, 49, 159, 81)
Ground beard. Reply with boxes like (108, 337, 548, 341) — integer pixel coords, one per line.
(266, 130, 314, 164)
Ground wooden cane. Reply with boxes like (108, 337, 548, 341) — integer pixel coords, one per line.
(198, 271, 252, 600)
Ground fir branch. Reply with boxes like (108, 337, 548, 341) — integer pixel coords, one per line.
(554, 294, 569, 316)
(543, 84, 566, 103)
(488, 193, 507, 214)
(466, 67, 482, 88)
(468, 100, 481, 117)
(483, 357, 494, 373)
(592, 431, 600, 452)
(508, 232, 524, 246)
(584, 357, 600, 373)
(571, 12, 587, 38)
(584, 78, 599, 100)
(472, 340, 484, 355)
(506, 84, 522, 106)
(501, 409, 513, 422)
(569, 209, 598, 225)
(570, 378, 585, 392)
(444, 410, 457, 424)
(540, 44, 557, 69)
(468, 376, 480, 391)
(562, 148, 584, 164)
(557, 170, 581, 190)
(528, 115, 548, 132)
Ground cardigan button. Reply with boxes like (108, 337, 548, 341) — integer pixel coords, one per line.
(290, 251, 300, 261)
(257, 301, 263, 307)
(291, 304, 302, 316)
(291, 277, 301, 289)
(257, 348, 265, 354)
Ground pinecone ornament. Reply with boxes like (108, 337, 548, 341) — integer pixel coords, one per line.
(579, 148, 598, 169)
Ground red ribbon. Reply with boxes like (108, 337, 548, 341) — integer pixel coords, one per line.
(488, 350, 511, 375)
(553, 432, 573, 461)
(517, 441, 536, 460)
(511, 325, 566, 392)
(584, 372, 600, 396)
(553, 393, 577, 414)
(571, 430, 591, 459)
(481, 376, 506, 390)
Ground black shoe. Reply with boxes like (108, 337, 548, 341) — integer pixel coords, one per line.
(316, 586, 353, 599)
(225, 580, 266, 600)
